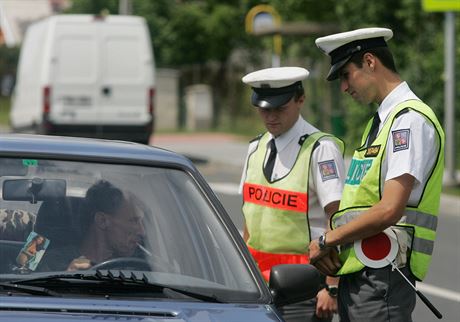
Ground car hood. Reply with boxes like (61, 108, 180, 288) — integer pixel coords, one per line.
(0, 296, 283, 322)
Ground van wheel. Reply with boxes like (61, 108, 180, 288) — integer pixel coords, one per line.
(35, 123, 47, 135)
(137, 136, 151, 145)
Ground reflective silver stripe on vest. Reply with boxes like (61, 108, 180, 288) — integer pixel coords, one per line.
(412, 237, 434, 255)
(332, 210, 361, 228)
(333, 209, 437, 231)
(400, 210, 438, 231)
(341, 236, 433, 255)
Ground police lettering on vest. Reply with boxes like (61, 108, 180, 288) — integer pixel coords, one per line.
(345, 159, 373, 185)
(243, 183, 307, 213)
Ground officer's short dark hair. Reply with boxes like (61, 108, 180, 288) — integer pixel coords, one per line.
(348, 46, 398, 73)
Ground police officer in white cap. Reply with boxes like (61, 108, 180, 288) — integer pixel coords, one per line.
(309, 28, 445, 322)
(240, 67, 346, 322)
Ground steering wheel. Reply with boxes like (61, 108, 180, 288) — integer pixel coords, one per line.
(91, 257, 151, 271)
(91, 255, 173, 272)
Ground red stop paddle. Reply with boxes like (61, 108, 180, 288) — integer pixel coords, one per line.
(354, 229, 442, 319)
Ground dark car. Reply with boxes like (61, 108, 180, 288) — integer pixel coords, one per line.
(0, 134, 320, 322)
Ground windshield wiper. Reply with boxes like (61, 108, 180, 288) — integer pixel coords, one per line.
(0, 282, 60, 297)
(12, 270, 147, 285)
(10, 270, 223, 303)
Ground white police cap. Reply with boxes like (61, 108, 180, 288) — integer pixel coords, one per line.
(315, 27, 393, 81)
(242, 67, 309, 109)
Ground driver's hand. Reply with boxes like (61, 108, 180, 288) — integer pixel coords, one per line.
(67, 256, 91, 271)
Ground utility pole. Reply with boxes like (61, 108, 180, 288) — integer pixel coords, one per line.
(422, 0, 459, 186)
(119, 0, 132, 15)
(444, 11, 457, 186)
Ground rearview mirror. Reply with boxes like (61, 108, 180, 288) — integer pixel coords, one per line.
(3, 178, 66, 203)
(269, 264, 321, 307)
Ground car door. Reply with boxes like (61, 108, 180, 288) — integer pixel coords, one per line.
(99, 19, 154, 126)
(50, 19, 100, 125)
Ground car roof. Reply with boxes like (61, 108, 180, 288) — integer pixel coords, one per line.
(0, 134, 195, 170)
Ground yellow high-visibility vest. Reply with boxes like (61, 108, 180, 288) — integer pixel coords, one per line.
(242, 131, 344, 279)
(332, 100, 445, 281)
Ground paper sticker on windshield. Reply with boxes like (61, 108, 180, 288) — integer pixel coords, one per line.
(392, 129, 410, 152)
(318, 160, 338, 181)
(22, 159, 38, 167)
(16, 232, 50, 271)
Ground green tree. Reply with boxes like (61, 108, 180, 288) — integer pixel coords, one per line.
(253, 0, 458, 152)
(330, 0, 456, 152)
(64, 0, 459, 145)
(0, 46, 20, 95)
(66, 0, 119, 14)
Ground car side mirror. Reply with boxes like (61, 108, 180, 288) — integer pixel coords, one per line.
(269, 264, 321, 307)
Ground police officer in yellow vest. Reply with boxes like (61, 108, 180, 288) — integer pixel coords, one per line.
(240, 67, 346, 322)
(308, 28, 445, 322)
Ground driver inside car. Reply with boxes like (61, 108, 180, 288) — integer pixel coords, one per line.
(67, 180, 146, 271)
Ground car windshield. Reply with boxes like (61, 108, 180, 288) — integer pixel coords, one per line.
(0, 157, 260, 301)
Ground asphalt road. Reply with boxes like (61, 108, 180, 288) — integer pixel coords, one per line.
(154, 132, 460, 322)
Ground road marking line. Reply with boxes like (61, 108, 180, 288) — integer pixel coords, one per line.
(210, 180, 459, 223)
(210, 180, 460, 218)
(210, 182, 460, 303)
(418, 283, 460, 302)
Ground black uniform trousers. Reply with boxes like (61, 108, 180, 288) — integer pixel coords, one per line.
(338, 266, 416, 322)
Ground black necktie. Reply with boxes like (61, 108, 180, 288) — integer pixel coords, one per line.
(264, 139, 277, 181)
(367, 112, 381, 147)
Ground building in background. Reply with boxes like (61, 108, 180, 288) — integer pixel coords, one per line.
(0, 0, 70, 47)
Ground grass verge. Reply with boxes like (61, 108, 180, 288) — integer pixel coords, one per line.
(0, 96, 10, 126)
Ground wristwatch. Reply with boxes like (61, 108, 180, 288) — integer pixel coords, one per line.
(318, 232, 327, 250)
(326, 284, 338, 298)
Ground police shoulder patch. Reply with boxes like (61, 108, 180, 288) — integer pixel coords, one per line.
(392, 129, 410, 152)
(318, 160, 338, 182)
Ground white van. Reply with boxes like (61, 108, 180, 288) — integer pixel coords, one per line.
(11, 14, 155, 144)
